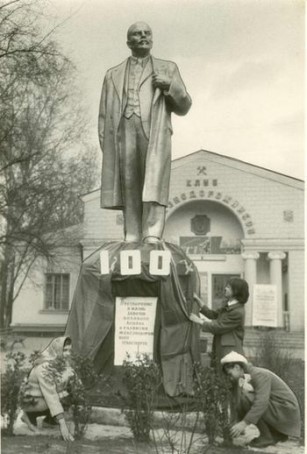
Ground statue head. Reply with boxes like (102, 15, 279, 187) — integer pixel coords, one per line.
(127, 22, 153, 57)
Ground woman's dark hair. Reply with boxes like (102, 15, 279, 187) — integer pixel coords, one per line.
(227, 277, 249, 304)
(64, 337, 72, 347)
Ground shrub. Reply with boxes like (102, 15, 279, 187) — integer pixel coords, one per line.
(1, 351, 27, 435)
(253, 331, 293, 378)
(122, 354, 161, 442)
(151, 400, 201, 454)
(43, 353, 98, 440)
(193, 363, 232, 445)
(68, 353, 98, 439)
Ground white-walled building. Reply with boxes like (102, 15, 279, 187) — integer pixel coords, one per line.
(11, 150, 304, 353)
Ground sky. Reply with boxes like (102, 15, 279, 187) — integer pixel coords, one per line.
(45, 0, 304, 179)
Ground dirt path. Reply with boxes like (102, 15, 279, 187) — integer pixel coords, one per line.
(1, 436, 153, 454)
(3, 415, 304, 454)
(2, 434, 304, 454)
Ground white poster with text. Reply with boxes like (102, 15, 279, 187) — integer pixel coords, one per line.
(252, 284, 278, 327)
(114, 297, 157, 366)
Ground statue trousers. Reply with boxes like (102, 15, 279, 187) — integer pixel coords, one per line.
(120, 114, 166, 242)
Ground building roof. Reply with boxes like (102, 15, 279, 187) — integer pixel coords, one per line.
(171, 149, 304, 189)
(81, 149, 304, 201)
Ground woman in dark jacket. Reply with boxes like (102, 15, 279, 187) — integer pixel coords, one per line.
(189, 277, 249, 367)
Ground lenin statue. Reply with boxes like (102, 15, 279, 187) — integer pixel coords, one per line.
(98, 22, 192, 243)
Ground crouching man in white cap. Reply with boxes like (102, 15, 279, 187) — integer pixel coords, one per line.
(221, 351, 301, 448)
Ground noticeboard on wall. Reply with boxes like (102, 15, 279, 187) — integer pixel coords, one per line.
(252, 284, 278, 327)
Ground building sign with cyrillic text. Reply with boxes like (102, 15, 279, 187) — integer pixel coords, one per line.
(114, 297, 157, 366)
(167, 190, 256, 235)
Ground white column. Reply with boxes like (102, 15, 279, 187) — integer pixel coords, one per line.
(268, 251, 286, 328)
(242, 251, 259, 326)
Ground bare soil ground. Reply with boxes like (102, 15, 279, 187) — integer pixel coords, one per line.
(0, 434, 276, 454)
(1, 420, 304, 454)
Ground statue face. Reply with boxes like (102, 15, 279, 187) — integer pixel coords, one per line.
(127, 22, 153, 56)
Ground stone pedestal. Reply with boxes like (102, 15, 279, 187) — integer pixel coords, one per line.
(66, 240, 200, 397)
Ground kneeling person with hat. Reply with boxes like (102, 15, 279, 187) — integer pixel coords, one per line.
(221, 351, 301, 448)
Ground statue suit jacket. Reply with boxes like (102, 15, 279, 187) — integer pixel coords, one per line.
(98, 56, 191, 209)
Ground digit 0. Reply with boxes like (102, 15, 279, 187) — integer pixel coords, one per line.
(149, 250, 171, 276)
(120, 250, 141, 275)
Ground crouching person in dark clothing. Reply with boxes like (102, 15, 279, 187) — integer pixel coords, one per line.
(221, 351, 301, 448)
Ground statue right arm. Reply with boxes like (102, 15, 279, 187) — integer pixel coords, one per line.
(98, 75, 108, 152)
(163, 63, 192, 116)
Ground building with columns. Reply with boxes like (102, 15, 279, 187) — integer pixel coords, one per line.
(11, 150, 304, 354)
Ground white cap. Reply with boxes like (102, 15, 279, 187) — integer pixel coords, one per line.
(220, 351, 248, 366)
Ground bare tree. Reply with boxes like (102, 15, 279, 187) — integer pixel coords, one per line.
(0, 0, 100, 328)
(0, 0, 61, 61)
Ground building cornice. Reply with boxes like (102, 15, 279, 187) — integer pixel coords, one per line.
(11, 324, 66, 334)
(242, 238, 304, 251)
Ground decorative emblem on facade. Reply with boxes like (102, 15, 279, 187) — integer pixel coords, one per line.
(191, 214, 211, 235)
(197, 166, 207, 175)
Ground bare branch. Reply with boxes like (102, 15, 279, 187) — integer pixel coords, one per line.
(0, 0, 25, 11)
(0, 0, 99, 327)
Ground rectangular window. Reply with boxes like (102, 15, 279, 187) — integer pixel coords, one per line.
(44, 274, 70, 311)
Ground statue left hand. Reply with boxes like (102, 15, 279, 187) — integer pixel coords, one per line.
(152, 72, 171, 90)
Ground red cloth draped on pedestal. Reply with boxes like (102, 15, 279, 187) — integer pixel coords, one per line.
(65, 241, 200, 396)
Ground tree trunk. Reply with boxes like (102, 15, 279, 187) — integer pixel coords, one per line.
(0, 244, 15, 329)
